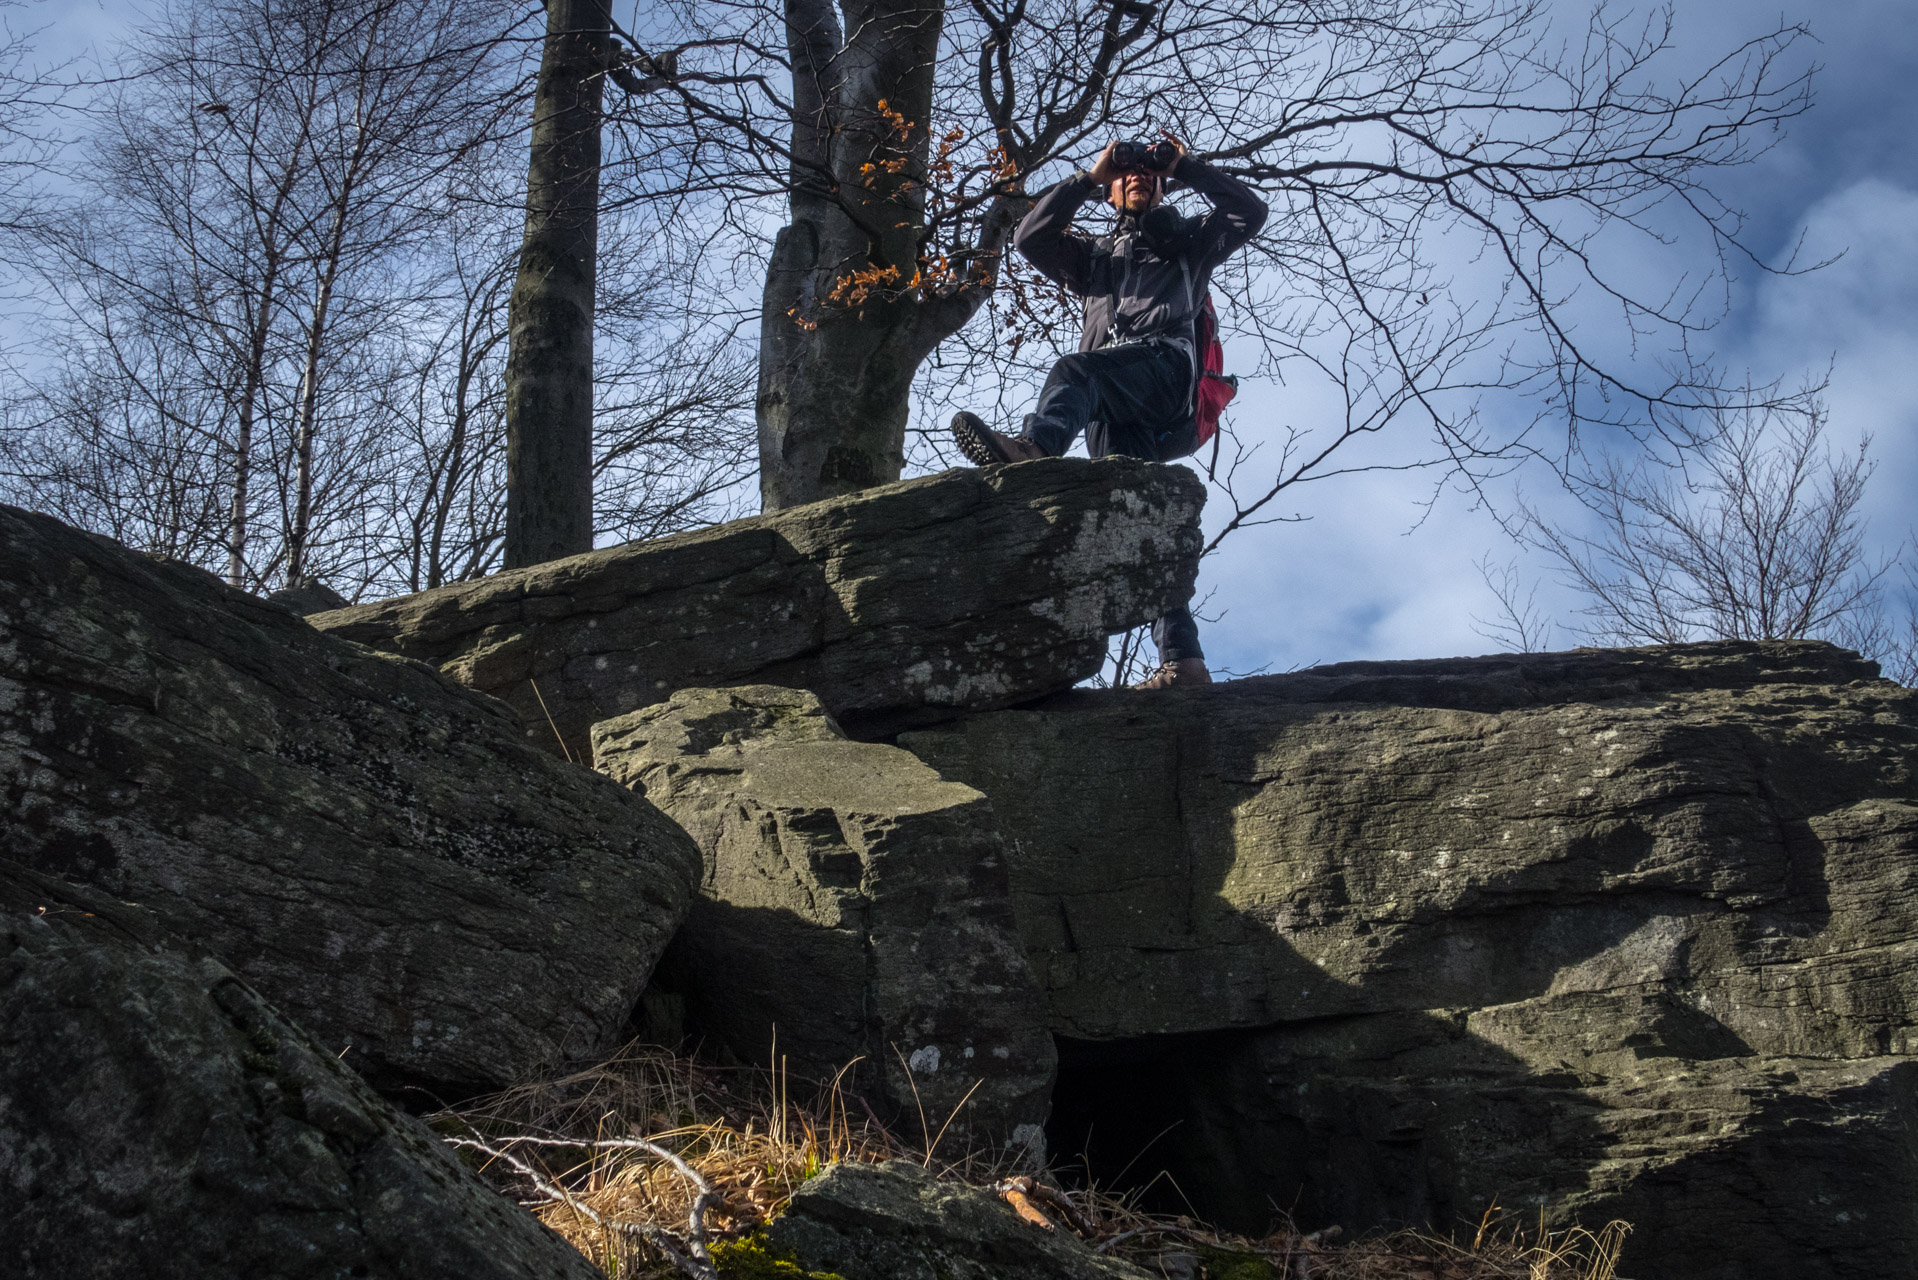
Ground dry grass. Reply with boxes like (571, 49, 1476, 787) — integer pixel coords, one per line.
(432, 1041, 905, 1276)
(1068, 1187, 1630, 1280)
(432, 1042, 1628, 1280)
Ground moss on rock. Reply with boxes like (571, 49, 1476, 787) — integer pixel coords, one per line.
(1196, 1245, 1279, 1280)
(710, 1231, 847, 1280)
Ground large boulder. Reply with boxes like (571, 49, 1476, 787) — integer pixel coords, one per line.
(757, 1160, 1151, 1280)
(593, 686, 1056, 1146)
(901, 641, 1918, 1279)
(0, 504, 701, 1091)
(0, 866, 605, 1280)
(311, 458, 1205, 760)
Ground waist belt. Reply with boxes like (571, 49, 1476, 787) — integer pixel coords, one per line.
(1103, 333, 1194, 357)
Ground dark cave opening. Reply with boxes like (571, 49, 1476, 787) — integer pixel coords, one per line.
(1044, 1029, 1319, 1238)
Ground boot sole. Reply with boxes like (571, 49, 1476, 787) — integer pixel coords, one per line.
(947, 412, 1028, 468)
(950, 413, 1005, 466)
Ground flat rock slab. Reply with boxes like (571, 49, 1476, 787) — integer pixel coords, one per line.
(594, 686, 1055, 1145)
(763, 1161, 1151, 1280)
(903, 641, 1918, 1279)
(0, 868, 604, 1280)
(311, 458, 1205, 760)
(0, 504, 701, 1090)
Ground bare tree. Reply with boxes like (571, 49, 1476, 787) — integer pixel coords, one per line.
(0, 346, 232, 561)
(1471, 553, 1556, 653)
(541, 0, 1822, 529)
(10, 0, 515, 590)
(1519, 402, 1902, 658)
(0, 1, 66, 240)
(385, 160, 518, 591)
(3, 0, 756, 599)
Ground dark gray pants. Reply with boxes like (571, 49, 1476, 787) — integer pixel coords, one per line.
(1023, 345, 1203, 663)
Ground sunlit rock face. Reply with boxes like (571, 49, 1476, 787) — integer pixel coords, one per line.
(310, 456, 1204, 761)
(0, 502, 701, 1093)
(593, 685, 1056, 1147)
(902, 641, 1918, 1280)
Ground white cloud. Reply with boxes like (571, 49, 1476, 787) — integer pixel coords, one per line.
(1190, 177, 1918, 678)
(1742, 178, 1918, 538)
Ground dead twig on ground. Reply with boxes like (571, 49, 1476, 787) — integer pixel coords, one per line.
(447, 1132, 719, 1280)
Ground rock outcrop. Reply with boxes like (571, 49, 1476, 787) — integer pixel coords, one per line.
(0, 866, 605, 1280)
(757, 1161, 1151, 1280)
(14, 468, 1915, 1280)
(902, 641, 1918, 1279)
(0, 503, 701, 1091)
(265, 575, 351, 616)
(593, 686, 1055, 1144)
(311, 458, 1205, 760)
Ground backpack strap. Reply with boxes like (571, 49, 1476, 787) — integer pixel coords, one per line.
(1177, 254, 1201, 418)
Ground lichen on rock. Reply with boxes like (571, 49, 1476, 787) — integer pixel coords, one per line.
(0, 502, 702, 1092)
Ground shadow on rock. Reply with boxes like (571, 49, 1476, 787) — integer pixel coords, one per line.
(901, 642, 1918, 1280)
(593, 685, 1058, 1151)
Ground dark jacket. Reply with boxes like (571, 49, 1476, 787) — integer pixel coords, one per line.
(1013, 155, 1267, 353)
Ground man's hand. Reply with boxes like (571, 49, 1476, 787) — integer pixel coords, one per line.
(1087, 142, 1121, 187)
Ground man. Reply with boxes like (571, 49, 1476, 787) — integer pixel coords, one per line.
(951, 136, 1266, 689)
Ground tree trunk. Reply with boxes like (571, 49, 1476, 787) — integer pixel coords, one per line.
(285, 273, 333, 587)
(757, 233, 924, 509)
(226, 209, 298, 590)
(287, 168, 359, 588)
(755, 0, 946, 512)
(504, 0, 608, 567)
(226, 280, 275, 589)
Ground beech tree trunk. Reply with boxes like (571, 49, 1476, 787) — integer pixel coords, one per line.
(504, 0, 608, 568)
(756, 0, 952, 512)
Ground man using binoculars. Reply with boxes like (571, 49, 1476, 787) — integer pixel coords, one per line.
(952, 134, 1266, 688)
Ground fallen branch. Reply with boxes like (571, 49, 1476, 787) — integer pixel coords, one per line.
(998, 1180, 1055, 1232)
(1029, 1181, 1098, 1238)
(994, 1175, 1098, 1239)
(446, 1133, 720, 1280)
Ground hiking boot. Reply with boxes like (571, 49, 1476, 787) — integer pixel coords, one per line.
(952, 411, 1048, 465)
(1132, 658, 1212, 690)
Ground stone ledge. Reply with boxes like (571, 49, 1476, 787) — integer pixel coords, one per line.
(312, 457, 1205, 760)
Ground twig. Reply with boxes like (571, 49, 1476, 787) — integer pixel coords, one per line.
(924, 1076, 984, 1167)
(446, 1133, 719, 1280)
(1028, 1181, 1098, 1238)
(1093, 1226, 1161, 1255)
(998, 1181, 1055, 1232)
(527, 678, 574, 763)
(994, 1175, 1099, 1239)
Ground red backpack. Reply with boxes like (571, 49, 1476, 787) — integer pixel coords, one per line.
(1171, 256, 1235, 462)
(1193, 292, 1236, 448)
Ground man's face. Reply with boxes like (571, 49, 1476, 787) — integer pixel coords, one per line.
(1109, 171, 1162, 215)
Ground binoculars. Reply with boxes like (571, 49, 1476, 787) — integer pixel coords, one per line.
(1110, 139, 1179, 172)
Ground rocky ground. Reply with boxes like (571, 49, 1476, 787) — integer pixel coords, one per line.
(5, 459, 1914, 1279)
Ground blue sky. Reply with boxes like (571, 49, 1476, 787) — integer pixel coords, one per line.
(28, 0, 1918, 674)
(1196, 0, 1918, 675)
